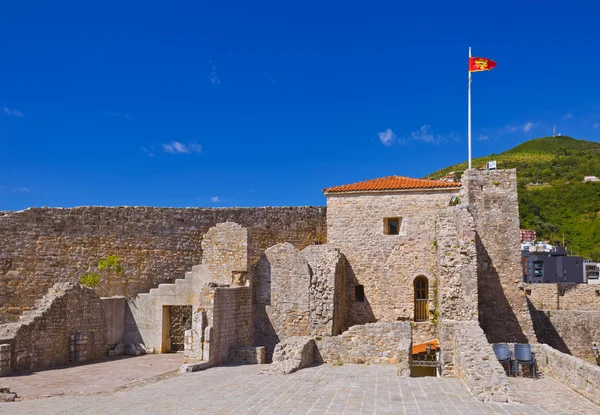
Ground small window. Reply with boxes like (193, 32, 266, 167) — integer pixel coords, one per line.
(355, 285, 365, 302)
(384, 217, 401, 235)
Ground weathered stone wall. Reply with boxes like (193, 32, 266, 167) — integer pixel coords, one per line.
(530, 310, 600, 363)
(0, 344, 10, 376)
(315, 322, 411, 374)
(0, 283, 108, 373)
(0, 206, 327, 323)
(229, 345, 265, 364)
(210, 286, 253, 366)
(436, 205, 478, 320)
(525, 283, 600, 311)
(326, 190, 460, 324)
(532, 343, 600, 406)
(253, 243, 348, 359)
(202, 222, 248, 286)
(440, 320, 515, 403)
(412, 322, 437, 345)
(253, 243, 312, 359)
(463, 170, 536, 343)
(302, 245, 348, 336)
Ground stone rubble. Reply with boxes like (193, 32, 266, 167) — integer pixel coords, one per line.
(268, 336, 315, 375)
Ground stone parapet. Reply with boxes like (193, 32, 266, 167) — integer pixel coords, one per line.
(532, 343, 600, 406)
(441, 320, 515, 403)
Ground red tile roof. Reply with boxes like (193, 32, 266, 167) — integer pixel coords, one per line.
(323, 176, 461, 194)
(412, 339, 440, 355)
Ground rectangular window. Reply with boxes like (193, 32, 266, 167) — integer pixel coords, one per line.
(533, 261, 544, 278)
(384, 217, 401, 235)
(355, 285, 365, 302)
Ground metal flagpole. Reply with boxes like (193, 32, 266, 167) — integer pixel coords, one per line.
(468, 46, 472, 170)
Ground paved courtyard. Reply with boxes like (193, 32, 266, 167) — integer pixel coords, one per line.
(3, 353, 183, 399)
(1, 362, 599, 415)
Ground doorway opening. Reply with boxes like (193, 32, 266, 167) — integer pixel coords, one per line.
(161, 305, 192, 353)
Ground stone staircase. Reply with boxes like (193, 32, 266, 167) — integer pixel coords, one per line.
(133, 265, 212, 304)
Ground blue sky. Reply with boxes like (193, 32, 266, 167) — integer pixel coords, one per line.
(1, 1, 599, 210)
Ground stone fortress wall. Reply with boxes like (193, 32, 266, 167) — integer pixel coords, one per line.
(0, 206, 327, 323)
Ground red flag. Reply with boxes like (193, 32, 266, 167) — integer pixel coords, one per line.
(469, 57, 497, 72)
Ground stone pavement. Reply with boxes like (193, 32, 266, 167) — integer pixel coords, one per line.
(1, 363, 599, 415)
(3, 353, 183, 399)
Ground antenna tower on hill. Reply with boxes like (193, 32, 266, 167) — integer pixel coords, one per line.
(553, 125, 557, 137)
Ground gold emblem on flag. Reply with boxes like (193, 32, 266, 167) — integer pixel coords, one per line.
(474, 59, 489, 70)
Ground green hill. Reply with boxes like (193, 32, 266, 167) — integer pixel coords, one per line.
(429, 136, 600, 261)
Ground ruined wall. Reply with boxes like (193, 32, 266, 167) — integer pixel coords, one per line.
(436, 205, 478, 320)
(525, 283, 600, 311)
(326, 189, 460, 324)
(0, 206, 326, 323)
(463, 170, 536, 343)
(201, 222, 248, 286)
(0, 283, 108, 373)
(530, 310, 600, 363)
(210, 287, 253, 365)
(253, 243, 348, 359)
(302, 245, 348, 336)
(253, 243, 311, 359)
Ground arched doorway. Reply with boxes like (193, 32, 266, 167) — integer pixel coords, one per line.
(414, 276, 429, 322)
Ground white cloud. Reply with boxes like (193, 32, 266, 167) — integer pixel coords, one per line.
(267, 75, 275, 84)
(211, 196, 220, 203)
(0, 186, 30, 194)
(378, 129, 396, 146)
(104, 111, 131, 119)
(410, 125, 446, 144)
(593, 123, 600, 129)
(141, 146, 155, 157)
(478, 134, 489, 141)
(162, 141, 202, 154)
(562, 112, 573, 120)
(208, 60, 221, 85)
(3, 106, 24, 117)
(523, 122, 535, 132)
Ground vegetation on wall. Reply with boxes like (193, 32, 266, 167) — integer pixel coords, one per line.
(430, 136, 600, 261)
(79, 255, 123, 288)
(79, 272, 101, 287)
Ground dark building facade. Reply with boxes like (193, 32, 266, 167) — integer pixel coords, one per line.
(522, 247, 585, 284)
